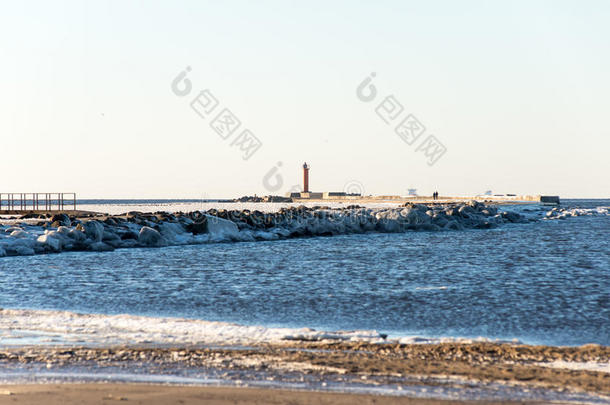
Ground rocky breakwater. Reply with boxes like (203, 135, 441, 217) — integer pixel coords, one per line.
(234, 195, 293, 202)
(0, 201, 527, 258)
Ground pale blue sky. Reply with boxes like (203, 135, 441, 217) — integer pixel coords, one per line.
(1, 1, 608, 198)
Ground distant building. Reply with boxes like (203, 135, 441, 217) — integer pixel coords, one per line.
(286, 162, 361, 200)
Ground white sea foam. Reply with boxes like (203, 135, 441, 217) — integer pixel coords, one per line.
(0, 308, 520, 348)
(0, 309, 386, 347)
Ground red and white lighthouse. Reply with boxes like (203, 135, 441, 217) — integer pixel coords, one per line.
(303, 162, 310, 193)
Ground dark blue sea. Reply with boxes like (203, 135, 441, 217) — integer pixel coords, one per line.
(0, 199, 608, 346)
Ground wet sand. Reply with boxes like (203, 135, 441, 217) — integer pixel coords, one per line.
(0, 383, 524, 405)
(1, 342, 608, 403)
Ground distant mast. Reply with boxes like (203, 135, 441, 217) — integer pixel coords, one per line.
(303, 162, 310, 193)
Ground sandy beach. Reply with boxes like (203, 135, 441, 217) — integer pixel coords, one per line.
(0, 383, 521, 405)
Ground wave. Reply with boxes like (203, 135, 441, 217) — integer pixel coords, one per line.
(0, 308, 514, 347)
(544, 206, 610, 220)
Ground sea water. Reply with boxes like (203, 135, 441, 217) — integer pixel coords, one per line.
(0, 199, 608, 347)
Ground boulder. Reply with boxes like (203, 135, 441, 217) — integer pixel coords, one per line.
(138, 226, 164, 247)
(483, 206, 498, 216)
(37, 233, 63, 251)
(9, 230, 29, 239)
(20, 213, 45, 219)
(89, 242, 115, 252)
(102, 231, 122, 247)
(458, 205, 476, 218)
(501, 211, 521, 222)
(68, 229, 87, 242)
(444, 220, 462, 230)
(419, 223, 441, 231)
(104, 217, 118, 226)
(78, 221, 104, 242)
(445, 207, 459, 216)
(13, 245, 35, 256)
(178, 217, 194, 226)
(102, 230, 121, 242)
(467, 200, 484, 210)
(203, 215, 239, 239)
(119, 239, 139, 248)
(120, 231, 139, 240)
(57, 226, 72, 235)
(403, 208, 429, 225)
(51, 214, 71, 227)
(377, 218, 402, 233)
(186, 214, 208, 235)
(158, 222, 186, 238)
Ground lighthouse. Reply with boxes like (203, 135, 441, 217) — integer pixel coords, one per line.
(303, 162, 310, 193)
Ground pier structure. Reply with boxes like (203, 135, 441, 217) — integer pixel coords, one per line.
(0, 193, 77, 213)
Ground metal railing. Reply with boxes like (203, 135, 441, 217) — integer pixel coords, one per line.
(0, 193, 77, 211)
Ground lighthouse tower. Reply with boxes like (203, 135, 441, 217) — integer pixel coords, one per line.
(303, 162, 310, 193)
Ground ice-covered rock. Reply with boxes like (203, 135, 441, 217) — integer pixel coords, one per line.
(377, 218, 402, 233)
(79, 221, 104, 242)
(89, 242, 115, 252)
(158, 222, 187, 243)
(102, 230, 121, 242)
(0, 202, 547, 258)
(204, 214, 239, 240)
(138, 226, 165, 247)
(13, 245, 35, 256)
(37, 232, 64, 251)
(444, 220, 462, 230)
(10, 230, 29, 239)
(501, 211, 522, 222)
(544, 206, 609, 220)
(57, 226, 72, 235)
(68, 228, 87, 242)
(51, 214, 71, 227)
(253, 230, 279, 241)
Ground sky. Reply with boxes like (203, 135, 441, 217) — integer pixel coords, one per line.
(1, 0, 608, 199)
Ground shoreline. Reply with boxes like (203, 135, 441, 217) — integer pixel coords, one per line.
(1, 342, 608, 403)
